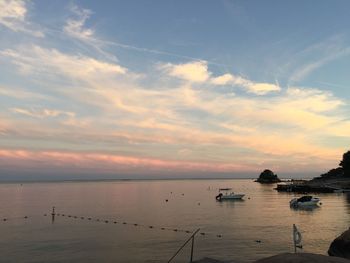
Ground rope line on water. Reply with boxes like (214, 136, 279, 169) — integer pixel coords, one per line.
(1, 212, 274, 243)
(1, 214, 44, 222)
(51, 212, 224, 238)
(0, 211, 229, 239)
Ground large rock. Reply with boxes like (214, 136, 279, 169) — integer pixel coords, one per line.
(328, 229, 350, 259)
(254, 253, 350, 263)
(256, 169, 281, 183)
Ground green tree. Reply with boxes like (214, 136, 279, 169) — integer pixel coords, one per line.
(339, 151, 350, 177)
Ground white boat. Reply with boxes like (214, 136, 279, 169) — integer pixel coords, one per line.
(215, 188, 245, 201)
(290, 195, 320, 208)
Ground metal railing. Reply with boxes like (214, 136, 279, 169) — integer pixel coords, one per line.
(167, 228, 200, 263)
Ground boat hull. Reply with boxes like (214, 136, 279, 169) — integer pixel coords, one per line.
(290, 197, 320, 208)
(220, 194, 245, 200)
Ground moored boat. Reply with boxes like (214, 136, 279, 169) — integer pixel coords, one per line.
(290, 195, 320, 208)
(215, 188, 245, 201)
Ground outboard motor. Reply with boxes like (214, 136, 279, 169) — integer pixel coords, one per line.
(216, 193, 223, 201)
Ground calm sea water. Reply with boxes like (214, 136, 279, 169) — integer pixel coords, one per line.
(0, 179, 349, 263)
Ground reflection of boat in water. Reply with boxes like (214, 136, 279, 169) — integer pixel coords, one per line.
(215, 188, 245, 201)
(333, 188, 350, 193)
(290, 195, 320, 208)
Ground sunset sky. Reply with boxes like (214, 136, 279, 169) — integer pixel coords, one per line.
(1, 0, 350, 180)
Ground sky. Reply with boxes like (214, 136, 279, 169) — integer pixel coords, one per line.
(0, 0, 350, 180)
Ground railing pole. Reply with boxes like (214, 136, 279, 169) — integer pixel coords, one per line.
(190, 235, 195, 262)
(168, 228, 200, 263)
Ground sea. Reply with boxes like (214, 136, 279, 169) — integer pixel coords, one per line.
(0, 179, 349, 263)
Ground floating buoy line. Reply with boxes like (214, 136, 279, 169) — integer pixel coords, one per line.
(1, 215, 31, 221)
(1, 210, 274, 243)
(51, 211, 224, 238)
(1, 213, 224, 238)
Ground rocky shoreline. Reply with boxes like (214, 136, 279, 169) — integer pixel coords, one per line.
(273, 150, 350, 193)
(275, 177, 350, 193)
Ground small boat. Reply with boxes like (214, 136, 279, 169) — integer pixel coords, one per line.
(290, 195, 320, 208)
(215, 188, 245, 201)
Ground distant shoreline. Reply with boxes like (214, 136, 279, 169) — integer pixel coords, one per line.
(0, 177, 257, 184)
(0, 177, 313, 184)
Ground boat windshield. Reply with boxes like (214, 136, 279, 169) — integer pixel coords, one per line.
(219, 188, 232, 191)
(297, 196, 313, 202)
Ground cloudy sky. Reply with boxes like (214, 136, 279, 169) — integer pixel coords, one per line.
(0, 0, 350, 180)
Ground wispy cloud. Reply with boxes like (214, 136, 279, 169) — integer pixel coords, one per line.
(162, 60, 281, 95)
(64, 4, 94, 41)
(288, 35, 350, 82)
(161, 60, 210, 83)
(212, 73, 281, 95)
(0, 85, 48, 100)
(1, 2, 349, 177)
(0, 45, 127, 78)
(0, 0, 43, 37)
(290, 47, 350, 82)
(11, 107, 75, 119)
(62, 4, 232, 67)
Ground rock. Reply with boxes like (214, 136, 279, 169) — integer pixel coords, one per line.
(328, 229, 350, 259)
(256, 169, 281, 183)
(254, 253, 350, 263)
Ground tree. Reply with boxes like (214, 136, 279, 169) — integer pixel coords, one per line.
(339, 151, 350, 177)
(320, 167, 343, 178)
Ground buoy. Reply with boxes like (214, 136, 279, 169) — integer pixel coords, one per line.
(200, 232, 205, 235)
(24, 216, 28, 219)
(255, 240, 261, 243)
(185, 230, 190, 233)
(161, 227, 165, 230)
(173, 229, 178, 232)
(134, 224, 138, 226)
(105, 220, 109, 223)
(3, 218, 7, 221)
(62, 214, 65, 216)
(217, 234, 222, 238)
(165, 199, 168, 202)
(123, 222, 126, 224)
(149, 226, 153, 228)
(114, 221, 117, 224)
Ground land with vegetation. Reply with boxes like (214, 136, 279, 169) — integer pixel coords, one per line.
(255, 169, 281, 183)
(275, 151, 350, 192)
